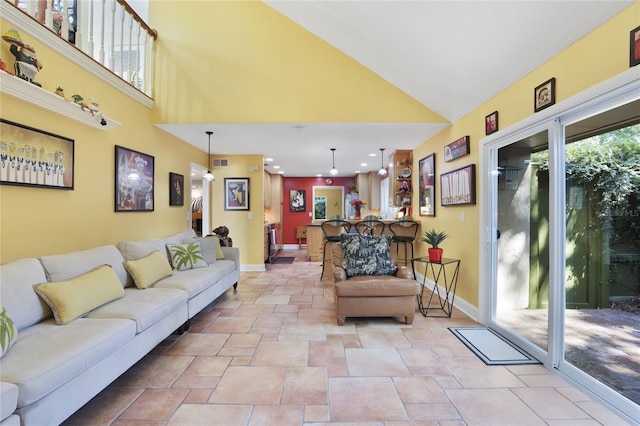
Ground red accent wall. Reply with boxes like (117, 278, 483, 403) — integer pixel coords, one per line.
(282, 176, 355, 245)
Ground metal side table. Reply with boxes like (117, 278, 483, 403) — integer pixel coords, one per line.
(411, 257, 461, 317)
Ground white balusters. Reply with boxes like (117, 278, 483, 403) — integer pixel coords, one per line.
(8, 0, 156, 98)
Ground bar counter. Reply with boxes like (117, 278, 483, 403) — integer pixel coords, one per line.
(305, 220, 419, 262)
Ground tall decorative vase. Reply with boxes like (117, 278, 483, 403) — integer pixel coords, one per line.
(355, 208, 361, 220)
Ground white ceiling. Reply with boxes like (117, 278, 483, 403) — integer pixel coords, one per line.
(157, 0, 633, 177)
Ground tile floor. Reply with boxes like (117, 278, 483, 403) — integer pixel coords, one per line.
(63, 250, 632, 425)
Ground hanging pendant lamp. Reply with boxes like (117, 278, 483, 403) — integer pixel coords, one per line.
(378, 148, 388, 176)
(203, 131, 215, 181)
(329, 148, 338, 176)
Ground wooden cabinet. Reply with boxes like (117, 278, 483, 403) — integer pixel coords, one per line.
(389, 150, 413, 216)
(264, 171, 272, 209)
(355, 172, 381, 210)
(368, 172, 381, 210)
(305, 225, 324, 261)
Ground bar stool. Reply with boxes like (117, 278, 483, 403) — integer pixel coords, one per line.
(355, 215, 385, 236)
(320, 218, 351, 279)
(389, 217, 419, 266)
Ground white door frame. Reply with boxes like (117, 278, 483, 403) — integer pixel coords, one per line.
(190, 161, 211, 237)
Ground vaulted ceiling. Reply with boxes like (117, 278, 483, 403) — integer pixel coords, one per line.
(157, 1, 634, 177)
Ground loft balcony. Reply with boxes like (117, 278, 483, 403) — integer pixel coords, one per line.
(2, 0, 156, 106)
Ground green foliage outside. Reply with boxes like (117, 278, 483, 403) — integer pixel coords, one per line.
(531, 124, 640, 296)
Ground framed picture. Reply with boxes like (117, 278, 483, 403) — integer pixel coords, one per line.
(485, 111, 499, 135)
(169, 172, 184, 206)
(314, 196, 327, 220)
(224, 177, 250, 211)
(444, 136, 470, 162)
(440, 164, 476, 206)
(534, 77, 556, 112)
(115, 145, 154, 212)
(0, 119, 74, 189)
(418, 153, 436, 217)
(290, 189, 306, 212)
(630, 25, 640, 67)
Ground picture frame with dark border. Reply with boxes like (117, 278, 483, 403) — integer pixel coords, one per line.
(444, 136, 470, 162)
(0, 118, 74, 190)
(169, 172, 184, 206)
(485, 111, 499, 135)
(115, 145, 154, 212)
(224, 177, 250, 211)
(418, 153, 436, 217)
(440, 164, 476, 206)
(534, 77, 556, 112)
(290, 189, 306, 212)
(630, 25, 640, 67)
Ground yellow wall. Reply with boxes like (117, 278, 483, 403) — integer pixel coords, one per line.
(210, 154, 265, 266)
(149, 0, 447, 125)
(0, 18, 206, 263)
(411, 2, 639, 307)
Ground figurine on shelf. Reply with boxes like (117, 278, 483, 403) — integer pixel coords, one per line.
(2, 29, 42, 87)
(399, 180, 411, 193)
(88, 97, 100, 115)
(71, 94, 90, 111)
(54, 87, 66, 100)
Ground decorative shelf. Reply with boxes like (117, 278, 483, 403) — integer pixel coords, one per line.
(0, 73, 120, 130)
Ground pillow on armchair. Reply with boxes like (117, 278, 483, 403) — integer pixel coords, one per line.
(340, 234, 397, 277)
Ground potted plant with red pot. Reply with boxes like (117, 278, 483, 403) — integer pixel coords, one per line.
(421, 228, 448, 263)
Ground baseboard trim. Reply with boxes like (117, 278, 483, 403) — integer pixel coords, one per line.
(241, 264, 266, 272)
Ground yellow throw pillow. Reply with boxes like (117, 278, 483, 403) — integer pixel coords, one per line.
(34, 265, 125, 325)
(124, 250, 173, 289)
(212, 236, 225, 260)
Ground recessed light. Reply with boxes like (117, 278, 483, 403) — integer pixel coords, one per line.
(360, 163, 367, 167)
(273, 165, 280, 169)
(265, 157, 274, 162)
(369, 153, 376, 157)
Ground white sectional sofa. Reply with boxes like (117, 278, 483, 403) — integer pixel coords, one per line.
(0, 229, 240, 426)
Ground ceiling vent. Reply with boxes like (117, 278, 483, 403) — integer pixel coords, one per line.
(213, 158, 229, 168)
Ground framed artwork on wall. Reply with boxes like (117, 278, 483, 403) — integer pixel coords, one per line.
(440, 164, 476, 206)
(0, 119, 74, 190)
(314, 196, 327, 220)
(444, 136, 470, 162)
(630, 25, 640, 67)
(224, 177, 250, 211)
(169, 172, 184, 206)
(485, 111, 499, 135)
(290, 189, 306, 212)
(418, 153, 436, 217)
(534, 77, 556, 112)
(115, 145, 154, 212)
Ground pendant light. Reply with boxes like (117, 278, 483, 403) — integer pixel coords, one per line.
(378, 148, 388, 176)
(203, 131, 215, 181)
(329, 148, 338, 176)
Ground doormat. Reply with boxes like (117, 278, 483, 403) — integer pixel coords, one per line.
(271, 257, 295, 264)
(449, 327, 540, 365)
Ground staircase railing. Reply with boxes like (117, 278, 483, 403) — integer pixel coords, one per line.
(6, 0, 157, 98)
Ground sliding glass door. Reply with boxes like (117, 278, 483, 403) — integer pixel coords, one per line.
(482, 74, 639, 420)
(493, 130, 550, 355)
